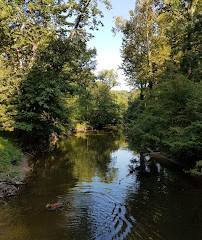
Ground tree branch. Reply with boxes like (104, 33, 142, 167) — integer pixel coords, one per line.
(69, 0, 92, 41)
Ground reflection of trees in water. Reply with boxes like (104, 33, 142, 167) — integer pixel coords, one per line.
(0, 204, 32, 240)
(125, 154, 202, 240)
(29, 151, 77, 197)
(30, 133, 123, 189)
(1, 136, 202, 240)
(55, 133, 124, 183)
(0, 134, 124, 240)
(26, 133, 126, 206)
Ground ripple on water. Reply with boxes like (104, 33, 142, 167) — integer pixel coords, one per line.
(60, 183, 137, 240)
(1, 135, 201, 240)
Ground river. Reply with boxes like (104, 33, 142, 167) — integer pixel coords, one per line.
(0, 133, 201, 240)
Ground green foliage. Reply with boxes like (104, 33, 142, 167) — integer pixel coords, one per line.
(9, 169, 20, 179)
(68, 69, 124, 130)
(75, 122, 88, 133)
(160, 0, 201, 80)
(13, 38, 69, 141)
(118, 0, 201, 171)
(113, 90, 130, 101)
(112, 90, 129, 119)
(88, 81, 120, 128)
(0, 0, 112, 143)
(189, 161, 202, 176)
(97, 69, 119, 88)
(0, 57, 16, 131)
(14, 38, 98, 142)
(0, 136, 23, 174)
(69, 0, 112, 41)
(115, 0, 170, 93)
(126, 75, 202, 159)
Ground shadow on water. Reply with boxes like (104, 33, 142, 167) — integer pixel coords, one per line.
(125, 154, 202, 240)
(0, 133, 201, 240)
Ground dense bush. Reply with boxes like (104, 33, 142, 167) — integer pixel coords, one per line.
(126, 75, 202, 161)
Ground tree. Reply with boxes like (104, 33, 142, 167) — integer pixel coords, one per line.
(122, 0, 201, 170)
(127, 74, 202, 159)
(159, 0, 201, 81)
(69, 0, 112, 41)
(88, 81, 120, 129)
(14, 37, 98, 142)
(0, 0, 73, 134)
(112, 90, 130, 119)
(115, 0, 170, 98)
(0, 0, 112, 75)
(97, 69, 119, 88)
(0, 57, 16, 131)
(0, 0, 112, 143)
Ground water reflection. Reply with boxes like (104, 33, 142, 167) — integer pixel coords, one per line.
(125, 154, 202, 240)
(0, 133, 201, 240)
(56, 133, 123, 183)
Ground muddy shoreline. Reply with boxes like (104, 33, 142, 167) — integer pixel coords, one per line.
(0, 154, 32, 203)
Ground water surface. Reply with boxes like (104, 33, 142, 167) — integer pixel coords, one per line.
(0, 133, 201, 240)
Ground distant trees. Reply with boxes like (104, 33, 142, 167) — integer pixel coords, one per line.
(68, 69, 121, 129)
(87, 70, 120, 128)
(97, 69, 119, 88)
(87, 81, 120, 129)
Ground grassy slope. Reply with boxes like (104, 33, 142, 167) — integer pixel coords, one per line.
(0, 136, 23, 179)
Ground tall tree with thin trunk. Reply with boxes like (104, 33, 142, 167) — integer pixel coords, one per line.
(115, 0, 170, 97)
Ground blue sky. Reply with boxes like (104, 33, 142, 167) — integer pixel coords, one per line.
(87, 0, 136, 91)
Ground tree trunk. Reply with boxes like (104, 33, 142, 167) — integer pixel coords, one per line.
(28, 43, 39, 70)
(69, 0, 92, 41)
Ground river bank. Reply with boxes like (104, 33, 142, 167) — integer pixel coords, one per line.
(0, 154, 32, 202)
(0, 130, 200, 203)
(0, 134, 33, 202)
(1, 133, 201, 240)
(147, 151, 185, 167)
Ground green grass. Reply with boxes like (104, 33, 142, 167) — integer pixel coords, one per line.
(0, 136, 23, 178)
